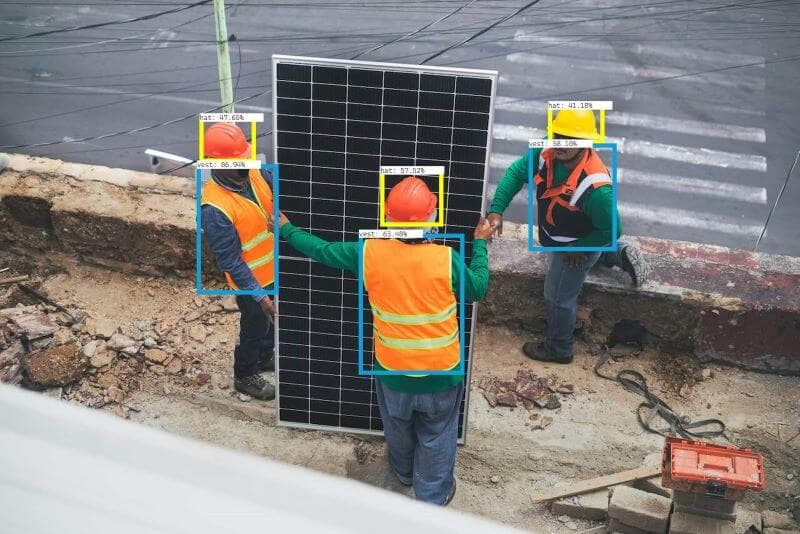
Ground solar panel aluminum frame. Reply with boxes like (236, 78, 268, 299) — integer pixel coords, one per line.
(271, 54, 498, 443)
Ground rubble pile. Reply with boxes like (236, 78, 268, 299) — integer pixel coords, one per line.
(0, 285, 241, 418)
(478, 368, 575, 430)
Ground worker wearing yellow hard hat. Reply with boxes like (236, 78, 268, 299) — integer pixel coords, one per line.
(487, 109, 649, 364)
(270, 177, 493, 506)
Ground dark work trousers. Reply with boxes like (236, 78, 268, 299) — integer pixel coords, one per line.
(233, 295, 275, 378)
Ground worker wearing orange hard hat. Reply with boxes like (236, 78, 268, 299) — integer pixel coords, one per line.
(200, 122, 276, 400)
(487, 109, 649, 364)
(271, 176, 493, 506)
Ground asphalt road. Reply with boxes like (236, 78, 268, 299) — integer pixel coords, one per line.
(1, 0, 798, 255)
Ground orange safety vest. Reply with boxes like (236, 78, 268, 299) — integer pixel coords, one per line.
(200, 169, 275, 288)
(534, 148, 612, 246)
(363, 239, 460, 373)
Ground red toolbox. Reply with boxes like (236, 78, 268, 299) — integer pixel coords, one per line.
(661, 436, 765, 501)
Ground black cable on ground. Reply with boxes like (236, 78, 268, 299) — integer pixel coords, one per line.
(753, 148, 799, 252)
(594, 347, 726, 439)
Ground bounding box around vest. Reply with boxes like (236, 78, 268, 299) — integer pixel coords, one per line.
(356, 233, 466, 377)
(358, 229, 425, 239)
(194, 162, 281, 297)
(527, 142, 619, 253)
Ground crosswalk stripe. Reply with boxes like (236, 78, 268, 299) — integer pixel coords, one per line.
(505, 53, 765, 91)
(618, 202, 762, 237)
(511, 32, 766, 67)
(622, 140, 767, 172)
(618, 168, 767, 204)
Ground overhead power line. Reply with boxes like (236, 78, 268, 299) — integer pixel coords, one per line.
(0, 0, 212, 42)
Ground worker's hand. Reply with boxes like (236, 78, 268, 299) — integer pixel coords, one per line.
(486, 212, 503, 238)
(259, 296, 275, 319)
(474, 217, 494, 242)
(266, 210, 290, 230)
(563, 253, 586, 268)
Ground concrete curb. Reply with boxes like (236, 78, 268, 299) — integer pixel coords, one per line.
(1, 155, 798, 373)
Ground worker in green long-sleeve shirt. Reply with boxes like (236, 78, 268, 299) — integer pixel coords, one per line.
(273, 176, 493, 507)
(487, 109, 649, 364)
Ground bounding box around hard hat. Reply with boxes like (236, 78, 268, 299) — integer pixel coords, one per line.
(546, 101, 613, 142)
(356, 233, 466, 377)
(198, 115, 261, 162)
(378, 166, 445, 228)
(194, 162, 281, 298)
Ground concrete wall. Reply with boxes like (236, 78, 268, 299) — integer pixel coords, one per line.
(1, 154, 798, 373)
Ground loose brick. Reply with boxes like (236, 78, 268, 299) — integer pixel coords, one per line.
(609, 486, 671, 533)
(609, 518, 653, 534)
(670, 511, 735, 534)
(634, 477, 673, 499)
(762, 511, 794, 530)
(552, 489, 610, 521)
(735, 508, 762, 533)
(673, 490, 737, 521)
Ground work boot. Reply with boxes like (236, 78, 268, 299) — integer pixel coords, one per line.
(256, 350, 275, 373)
(522, 341, 573, 364)
(234, 373, 275, 400)
(620, 244, 649, 287)
(444, 478, 457, 506)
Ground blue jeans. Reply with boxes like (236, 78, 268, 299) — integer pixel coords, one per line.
(544, 243, 627, 359)
(375, 380, 463, 505)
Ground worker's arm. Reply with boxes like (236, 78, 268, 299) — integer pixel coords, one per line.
(279, 222, 360, 274)
(450, 239, 490, 302)
(201, 205, 266, 302)
(488, 148, 538, 215)
(571, 185, 623, 247)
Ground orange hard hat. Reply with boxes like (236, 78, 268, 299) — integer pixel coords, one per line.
(386, 176, 438, 223)
(204, 122, 250, 158)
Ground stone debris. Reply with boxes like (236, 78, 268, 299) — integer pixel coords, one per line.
(188, 324, 207, 342)
(106, 333, 136, 351)
(491, 475, 500, 484)
(144, 348, 169, 364)
(165, 357, 182, 375)
(478, 368, 573, 422)
(84, 316, 117, 339)
(238, 393, 251, 402)
(11, 312, 57, 341)
(89, 347, 115, 369)
(735, 508, 762, 533)
(24, 343, 86, 387)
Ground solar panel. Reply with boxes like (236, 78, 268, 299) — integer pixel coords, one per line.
(272, 55, 497, 441)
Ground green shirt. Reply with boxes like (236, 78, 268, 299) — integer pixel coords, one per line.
(279, 222, 489, 393)
(489, 148, 622, 246)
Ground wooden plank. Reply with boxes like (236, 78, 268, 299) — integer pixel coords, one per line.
(530, 464, 662, 503)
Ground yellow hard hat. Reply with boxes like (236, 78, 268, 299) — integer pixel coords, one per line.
(551, 109, 600, 140)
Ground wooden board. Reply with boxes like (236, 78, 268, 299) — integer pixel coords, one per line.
(530, 464, 662, 503)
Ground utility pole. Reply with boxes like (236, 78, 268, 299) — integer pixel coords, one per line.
(213, 0, 234, 113)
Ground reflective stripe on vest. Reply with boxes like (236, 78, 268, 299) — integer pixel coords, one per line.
(363, 239, 461, 373)
(200, 169, 275, 288)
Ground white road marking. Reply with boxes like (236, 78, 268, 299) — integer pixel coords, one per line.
(0, 75, 271, 112)
(506, 53, 765, 90)
(512, 32, 766, 66)
(618, 168, 767, 204)
(619, 202, 762, 237)
(623, 140, 767, 172)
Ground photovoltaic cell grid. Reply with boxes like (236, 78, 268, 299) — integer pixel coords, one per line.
(272, 55, 497, 439)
